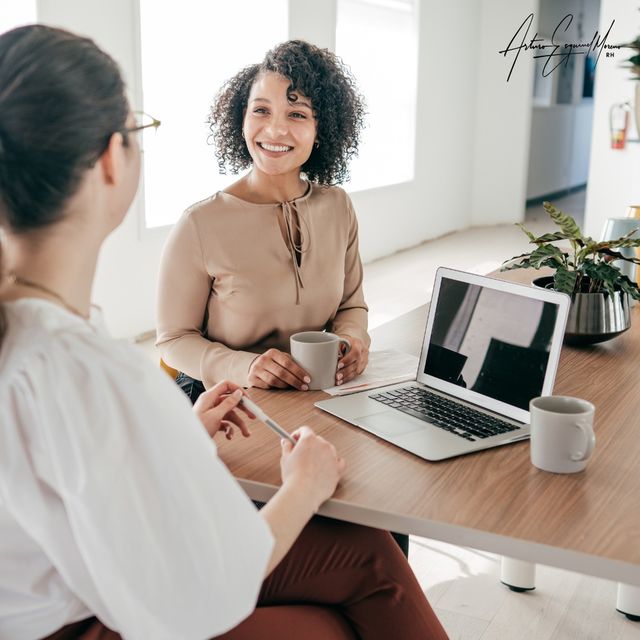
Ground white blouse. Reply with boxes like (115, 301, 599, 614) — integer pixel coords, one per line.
(0, 299, 273, 640)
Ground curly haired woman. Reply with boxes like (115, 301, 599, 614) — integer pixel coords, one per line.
(156, 40, 370, 398)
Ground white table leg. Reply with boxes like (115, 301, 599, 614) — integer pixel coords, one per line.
(617, 583, 640, 621)
(500, 557, 536, 592)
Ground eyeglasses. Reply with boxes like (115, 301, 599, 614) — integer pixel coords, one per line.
(86, 112, 161, 167)
(121, 111, 161, 136)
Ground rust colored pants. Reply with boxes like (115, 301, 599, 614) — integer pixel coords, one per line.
(44, 517, 448, 640)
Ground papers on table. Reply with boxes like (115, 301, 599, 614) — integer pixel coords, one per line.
(323, 350, 419, 396)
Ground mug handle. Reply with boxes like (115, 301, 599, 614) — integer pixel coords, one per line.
(338, 337, 351, 357)
(571, 420, 596, 461)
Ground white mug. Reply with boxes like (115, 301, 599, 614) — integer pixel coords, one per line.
(529, 396, 596, 473)
(290, 331, 351, 390)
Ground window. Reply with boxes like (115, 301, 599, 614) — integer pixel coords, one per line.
(138, 1, 288, 228)
(335, 0, 418, 192)
(0, 1, 36, 34)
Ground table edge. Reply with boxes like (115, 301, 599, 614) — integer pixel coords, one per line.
(241, 479, 640, 587)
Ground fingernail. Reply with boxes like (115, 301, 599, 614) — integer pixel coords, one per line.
(304, 376, 311, 383)
(337, 363, 344, 370)
(301, 384, 309, 391)
(337, 380, 343, 385)
(233, 389, 242, 397)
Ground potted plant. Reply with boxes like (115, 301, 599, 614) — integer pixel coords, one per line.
(501, 202, 640, 345)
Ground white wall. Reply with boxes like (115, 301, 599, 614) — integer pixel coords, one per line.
(470, 0, 537, 226)
(584, 0, 640, 238)
(289, 0, 336, 50)
(538, 0, 600, 35)
(356, 0, 536, 256)
(37, 0, 166, 339)
(354, 0, 483, 262)
(570, 103, 596, 185)
(34, 0, 537, 337)
(527, 103, 594, 199)
(526, 0, 599, 200)
(288, 0, 488, 263)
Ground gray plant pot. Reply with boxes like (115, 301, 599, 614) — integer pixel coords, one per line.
(533, 276, 631, 346)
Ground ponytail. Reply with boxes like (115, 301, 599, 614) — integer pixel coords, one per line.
(0, 25, 128, 346)
(0, 25, 128, 233)
(0, 235, 6, 347)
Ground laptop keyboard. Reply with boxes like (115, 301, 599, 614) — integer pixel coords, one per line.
(368, 386, 520, 442)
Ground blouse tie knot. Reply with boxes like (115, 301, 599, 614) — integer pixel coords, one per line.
(280, 200, 306, 305)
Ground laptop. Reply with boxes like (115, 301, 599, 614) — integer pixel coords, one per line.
(316, 267, 570, 461)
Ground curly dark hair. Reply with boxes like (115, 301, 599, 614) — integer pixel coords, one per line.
(208, 40, 365, 185)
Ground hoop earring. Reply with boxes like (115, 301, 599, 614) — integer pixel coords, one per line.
(314, 140, 319, 149)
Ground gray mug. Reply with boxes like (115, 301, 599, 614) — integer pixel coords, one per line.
(290, 331, 351, 390)
(529, 396, 596, 473)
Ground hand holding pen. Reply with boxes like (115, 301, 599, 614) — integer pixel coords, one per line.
(192, 380, 295, 444)
(193, 381, 345, 510)
(192, 380, 255, 440)
(239, 396, 346, 507)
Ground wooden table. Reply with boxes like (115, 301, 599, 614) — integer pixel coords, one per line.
(216, 271, 640, 587)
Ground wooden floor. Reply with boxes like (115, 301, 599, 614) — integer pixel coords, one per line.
(139, 189, 640, 637)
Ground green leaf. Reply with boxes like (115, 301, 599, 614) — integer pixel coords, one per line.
(500, 258, 532, 272)
(598, 248, 640, 264)
(609, 236, 640, 249)
(515, 223, 536, 242)
(543, 202, 582, 238)
(553, 267, 578, 294)
(582, 241, 601, 254)
(531, 231, 575, 243)
(583, 261, 621, 280)
(582, 261, 621, 295)
(589, 227, 640, 253)
(618, 275, 640, 300)
(503, 252, 532, 263)
(528, 244, 566, 269)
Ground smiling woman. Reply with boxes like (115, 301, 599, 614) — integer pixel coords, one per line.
(242, 73, 318, 182)
(156, 40, 371, 398)
(209, 41, 365, 185)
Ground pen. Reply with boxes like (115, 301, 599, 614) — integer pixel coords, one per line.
(239, 395, 296, 444)
(337, 381, 376, 392)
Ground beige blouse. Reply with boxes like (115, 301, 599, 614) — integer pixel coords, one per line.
(156, 184, 370, 387)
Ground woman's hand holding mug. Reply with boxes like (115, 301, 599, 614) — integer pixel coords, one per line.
(336, 334, 368, 385)
(248, 348, 311, 390)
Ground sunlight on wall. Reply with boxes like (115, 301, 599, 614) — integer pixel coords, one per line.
(139, 1, 288, 228)
(1, 1, 37, 34)
(336, 0, 418, 192)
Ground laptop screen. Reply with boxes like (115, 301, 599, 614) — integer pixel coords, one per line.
(423, 276, 559, 411)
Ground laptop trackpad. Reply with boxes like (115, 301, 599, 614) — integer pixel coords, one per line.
(357, 412, 424, 437)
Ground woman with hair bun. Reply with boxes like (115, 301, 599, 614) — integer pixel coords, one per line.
(156, 40, 370, 398)
(0, 25, 447, 639)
